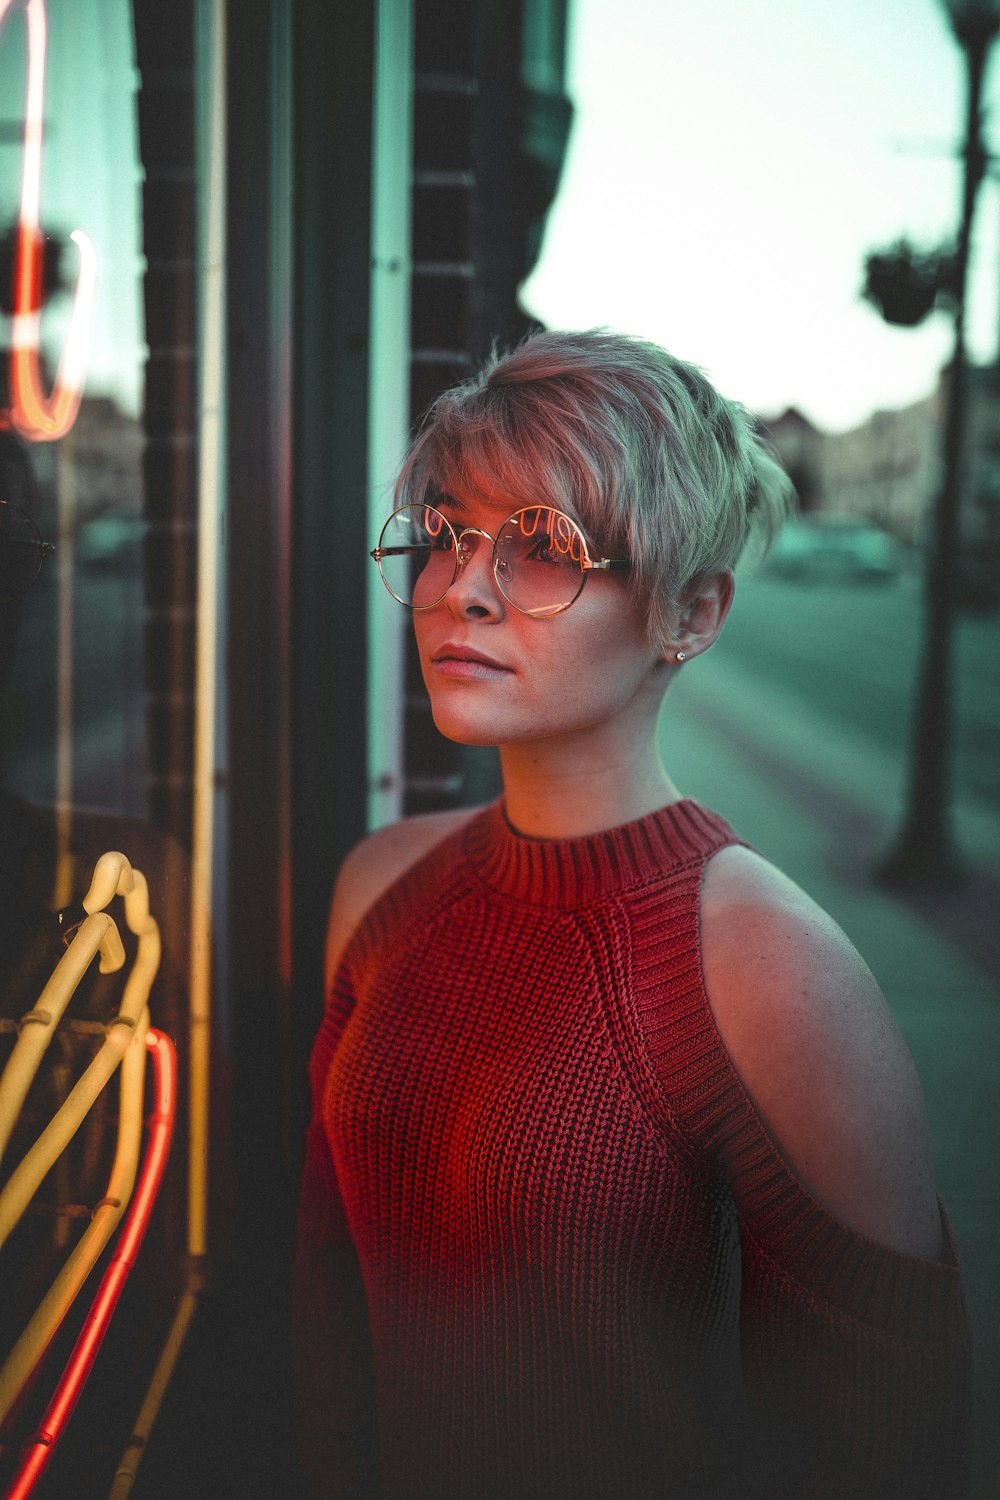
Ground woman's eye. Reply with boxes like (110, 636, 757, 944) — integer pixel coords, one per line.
(524, 537, 560, 565)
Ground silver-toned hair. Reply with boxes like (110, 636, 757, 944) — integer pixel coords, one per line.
(395, 328, 794, 645)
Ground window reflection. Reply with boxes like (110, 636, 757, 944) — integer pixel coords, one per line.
(0, 0, 146, 815)
(1, 3, 194, 1491)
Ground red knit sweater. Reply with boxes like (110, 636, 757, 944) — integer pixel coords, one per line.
(295, 799, 972, 1499)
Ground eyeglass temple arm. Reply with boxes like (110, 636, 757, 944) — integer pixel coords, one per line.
(0, 503, 56, 560)
(371, 544, 437, 560)
(371, 545, 629, 569)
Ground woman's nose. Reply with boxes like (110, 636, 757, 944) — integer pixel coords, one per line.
(445, 529, 503, 616)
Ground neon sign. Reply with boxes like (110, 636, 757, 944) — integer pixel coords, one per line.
(0, 0, 96, 442)
(420, 504, 587, 565)
(423, 505, 448, 539)
(515, 506, 585, 563)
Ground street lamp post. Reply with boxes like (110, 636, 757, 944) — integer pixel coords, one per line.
(881, 0, 1000, 886)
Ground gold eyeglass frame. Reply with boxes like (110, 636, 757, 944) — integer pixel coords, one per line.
(371, 502, 631, 617)
(0, 500, 56, 585)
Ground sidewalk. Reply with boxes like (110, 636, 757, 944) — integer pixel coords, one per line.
(666, 649, 1000, 1498)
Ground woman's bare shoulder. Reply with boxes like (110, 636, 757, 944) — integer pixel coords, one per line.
(324, 805, 484, 985)
(700, 844, 943, 1258)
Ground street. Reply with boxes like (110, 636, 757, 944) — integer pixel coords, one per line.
(720, 565, 999, 812)
(665, 565, 1000, 899)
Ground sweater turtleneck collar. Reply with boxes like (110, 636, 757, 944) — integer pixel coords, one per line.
(462, 797, 734, 909)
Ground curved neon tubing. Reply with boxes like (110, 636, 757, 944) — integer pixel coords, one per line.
(10, 226, 97, 441)
(0, 1014, 147, 1430)
(0, 988, 156, 1248)
(0, 856, 160, 1243)
(0, 913, 125, 1168)
(2, 1030, 176, 1500)
(81, 854, 156, 930)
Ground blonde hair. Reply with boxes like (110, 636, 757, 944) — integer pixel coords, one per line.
(395, 328, 793, 645)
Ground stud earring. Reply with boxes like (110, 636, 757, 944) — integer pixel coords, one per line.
(675, 651, 686, 663)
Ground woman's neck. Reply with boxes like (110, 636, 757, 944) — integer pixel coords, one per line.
(498, 734, 681, 840)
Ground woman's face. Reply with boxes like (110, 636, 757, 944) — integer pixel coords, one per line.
(411, 492, 668, 752)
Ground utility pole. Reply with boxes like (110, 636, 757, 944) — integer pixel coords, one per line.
(880, 0, 1000, 886)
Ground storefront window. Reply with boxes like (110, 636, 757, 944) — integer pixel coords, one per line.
(1, 4, 204, 1490)
(1, 0, 146, 815)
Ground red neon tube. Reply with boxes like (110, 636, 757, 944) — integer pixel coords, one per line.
(3, 1029, 177, 1500)
(0, 0, 97, 442)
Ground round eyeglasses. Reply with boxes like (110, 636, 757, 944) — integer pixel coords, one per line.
(0, 500, 55, 586)
(371, 503, 630, 617)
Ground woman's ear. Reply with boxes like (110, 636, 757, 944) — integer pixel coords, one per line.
(662, 569, 735, 665)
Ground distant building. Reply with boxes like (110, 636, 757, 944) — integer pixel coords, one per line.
(819, 388, 941, 547)
(760, 407, 824, 513)
(762, 368, 1000, 557)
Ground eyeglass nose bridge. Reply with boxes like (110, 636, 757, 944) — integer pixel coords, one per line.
(454, 525, 496, 574)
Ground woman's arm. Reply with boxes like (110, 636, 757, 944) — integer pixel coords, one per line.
(700, 845, 973, 1498)
(701, 845, 941, 1257)
(294, 807, 479, 1496)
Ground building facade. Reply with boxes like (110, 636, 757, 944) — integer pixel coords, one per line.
(0, 2, 570, 1492)
(767, 370, 1000, 574)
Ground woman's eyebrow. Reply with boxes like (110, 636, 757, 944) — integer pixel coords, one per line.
(434, 492, 467, 515)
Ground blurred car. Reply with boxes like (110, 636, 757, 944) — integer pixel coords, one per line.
(76, 513, 145, 570)
(766, 515, 902, 582)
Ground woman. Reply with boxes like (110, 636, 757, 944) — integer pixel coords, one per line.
(295, 330, 971, 1498)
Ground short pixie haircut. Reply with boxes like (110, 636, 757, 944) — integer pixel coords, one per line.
(394, 328, 794, 646)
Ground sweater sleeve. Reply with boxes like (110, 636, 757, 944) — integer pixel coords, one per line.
(623, 861, 975, 1500)
(732, 1160, 973, 1500)
(293, 965, 381, 1499)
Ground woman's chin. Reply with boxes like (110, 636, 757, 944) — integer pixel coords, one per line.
(428, 701, 511, 748)
(431, 718, 503, 749)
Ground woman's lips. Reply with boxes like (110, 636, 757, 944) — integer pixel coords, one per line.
(430, 644, 514, 680)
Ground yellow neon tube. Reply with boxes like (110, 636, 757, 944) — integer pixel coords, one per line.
(0, 912, 124, 1166)
(0, 854, 158, 1206)
(0, 974, 156, 1249)
(0, 1011, 147, 1427)
(187, 0, 227, 1267)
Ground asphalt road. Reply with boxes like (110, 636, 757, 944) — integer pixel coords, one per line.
(719, 564, 1000, 815)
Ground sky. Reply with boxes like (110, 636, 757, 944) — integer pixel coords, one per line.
(4, 0, 999, 436)
(522, 0, 1000, 432)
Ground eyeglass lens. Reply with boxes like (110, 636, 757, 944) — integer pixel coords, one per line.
(376, 504, 589, 616)
(0, 503, 53, 585)
(376, 505, 457, 608)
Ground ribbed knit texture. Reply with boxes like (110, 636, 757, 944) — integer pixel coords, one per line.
(296, 800, 972, 1499)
